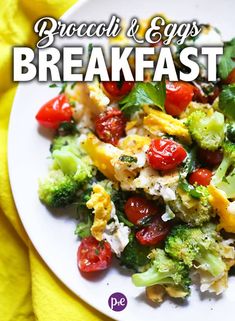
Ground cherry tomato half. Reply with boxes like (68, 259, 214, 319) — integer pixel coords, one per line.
(147, 139, 187, 171)
(193, 83, 220, 104)
(165, 81, 194, 116)
(36, 94, 73, 129)
(136, 216, 170, 246)
(77, 236, 112, 273)
(102, 81, 134, 98)
(188, 168, 213, 187)
(124, 196, 159, 225)
(226, 68, 235, 84)
(95, 108, 126, 145)
(197, 148, 223, 167)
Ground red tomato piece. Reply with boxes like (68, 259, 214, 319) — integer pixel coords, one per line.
(165, 81, 194, 116)
(124, 196, 159, 225)
(226, 68, 235, 84)
(95, 108, 126, 145)
(102, 81, 134, 98)
(197, 148, 223, 167)
(147, 139, 187, 171)
(36, 94, 72, 129)
(188, 168, 213, 187)
(136, 216, 170, 246)
(77, 236, 112, 273)
(193, 83, 220, 104)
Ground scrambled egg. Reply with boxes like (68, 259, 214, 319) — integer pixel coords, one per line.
(208, 185, 235, 233)
(134, 167, 179, 201)
(103, 204, 131, 256)
(86, 184, 112, 241)
(113, 135, 151, 190)
(87, 79, 110, 115)
(65, 81, 109, 127)
(86, 184, 130, 254)
(112, 158, 139, 191)
(125, 114, 150, 137)
(143, 106, 192, 144)
(118, 135, 151, 153)
(82, 133, 121, 181)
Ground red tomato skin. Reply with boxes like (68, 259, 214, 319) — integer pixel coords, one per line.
(102, 81, 134, 98)
(188, 168, 212, 187)
(77, 237, 112, 273)
(197, 148, 223, 167)
(193, 84, 220, 104)
(165, 81, 194, 116)
(36, 94, 72, 129)
(136, 216, 170, 246)
(226, 68, 235, 84)
(95, 108, 126, 145)
(124, 196, 159, 225)
(147, 139, 187, 171)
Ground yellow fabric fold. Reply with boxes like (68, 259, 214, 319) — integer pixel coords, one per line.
(0, 1, 112, 320)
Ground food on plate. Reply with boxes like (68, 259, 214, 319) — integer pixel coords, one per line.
(35, 17, 235, 304)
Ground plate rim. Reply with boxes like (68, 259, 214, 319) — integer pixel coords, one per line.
(7, 1, 117, 320)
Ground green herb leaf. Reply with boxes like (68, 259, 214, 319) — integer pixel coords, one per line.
(57, 121, 79, 136)
(116, 210, 134, 228)
(181, 147, 197, 177)
(219, 84, 235, 120)
(49, 83, 67, 94)
(119, 155, 137, 163)
(218, 39, 235, 79)
(179, 179, 202, 199)
(119, 81, 166, 116)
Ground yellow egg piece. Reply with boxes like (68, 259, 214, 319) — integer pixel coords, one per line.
(125, 120, 138, 132)
(118, 135, 151, 153)
(82, 133, 121, 181)
(208, 185, 235, 233)
(143, 106, 192, 144)
(86, 184, 112, 241)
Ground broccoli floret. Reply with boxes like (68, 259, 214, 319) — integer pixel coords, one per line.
(187, 110, 224, 151)
(165, 224, 226, 278)
(38, 169, 78, 207)
(75, 216, 92, 238)
(168, 186, 214, 226)
(226, 123, 235, 143)
(52, 145, 93, 184)
(75, 185, 93, 238)
(119, 234, 150, 271)
(50, 135, 79, 153)
(211, 141, 235, 198)
(132, 249, 191, 296)
(39, 136, 93, 207)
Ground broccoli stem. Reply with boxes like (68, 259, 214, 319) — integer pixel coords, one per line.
(132, 268, 173, 287)
(212, 157, 230, 185)
(197, 251, 226, 277)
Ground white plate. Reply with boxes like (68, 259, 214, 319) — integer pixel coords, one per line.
(8, 0, 235, 320)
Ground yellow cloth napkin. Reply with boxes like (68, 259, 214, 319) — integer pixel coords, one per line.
(0, 1, 112, 320)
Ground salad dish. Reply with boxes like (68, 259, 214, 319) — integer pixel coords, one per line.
(35, 18, 235, 305)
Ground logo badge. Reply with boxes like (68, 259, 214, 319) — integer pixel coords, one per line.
(108, 292, 127, 312)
